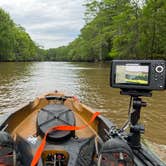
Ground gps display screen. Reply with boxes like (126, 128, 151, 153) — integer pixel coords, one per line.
(115, 64, 149, 85)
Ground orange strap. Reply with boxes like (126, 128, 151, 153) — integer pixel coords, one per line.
(31, 112, 100, 166)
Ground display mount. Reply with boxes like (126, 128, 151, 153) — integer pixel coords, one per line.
(120, 89, 152, 149)
(110, 60, 166, 148)
(120, 89, 152, 97)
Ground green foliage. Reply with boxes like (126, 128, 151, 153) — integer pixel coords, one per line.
(139, 0, 166, 59)
(0, 8, 15, 61)
(0, 8, 37, 61)
(48, 0, 166, 61)
(1, 0, 166, 62)
(14, 25, 37, 61)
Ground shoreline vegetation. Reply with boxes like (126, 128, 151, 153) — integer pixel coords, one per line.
(0, 0, 166, 62)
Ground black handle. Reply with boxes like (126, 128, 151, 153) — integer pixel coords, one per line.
(45, 96, 72, 101)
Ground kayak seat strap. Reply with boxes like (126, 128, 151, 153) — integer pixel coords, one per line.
(31, 111, 100, 166)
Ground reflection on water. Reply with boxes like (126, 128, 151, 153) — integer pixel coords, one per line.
(0, 62, 166, 145)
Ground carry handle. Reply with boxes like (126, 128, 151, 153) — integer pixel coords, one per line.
(45, 96, 73, 101)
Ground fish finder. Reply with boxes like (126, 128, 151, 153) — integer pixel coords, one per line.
(110, 60, 165, 149)
(110, 60, 166, 91)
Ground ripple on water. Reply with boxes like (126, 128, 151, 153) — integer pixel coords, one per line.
(0, 62, 165, 157)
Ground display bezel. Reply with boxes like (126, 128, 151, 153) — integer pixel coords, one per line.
(110, 60, 155, 90)
(110, 60, 166, 91)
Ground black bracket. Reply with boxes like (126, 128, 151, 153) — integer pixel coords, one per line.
(127, 97, 146, 148)
(120, 89, 152, 149)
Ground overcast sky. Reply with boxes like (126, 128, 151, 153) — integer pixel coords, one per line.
(0, 0, 85, 49)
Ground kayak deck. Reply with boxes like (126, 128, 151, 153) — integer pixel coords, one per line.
(2, 92, 99, 165)
(0, 92, 165, 166)
(10, 107, 95, 140)
(5, 92, 98, 140)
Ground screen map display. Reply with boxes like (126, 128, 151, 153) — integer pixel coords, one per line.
(115, 64, 149, 85)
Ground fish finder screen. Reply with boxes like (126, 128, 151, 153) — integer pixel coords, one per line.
(115, 64, 149, 85)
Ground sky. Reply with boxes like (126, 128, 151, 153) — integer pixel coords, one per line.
(0, 0, 85, 49)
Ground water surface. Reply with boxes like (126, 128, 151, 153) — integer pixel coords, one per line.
(0, 62, 165, 146)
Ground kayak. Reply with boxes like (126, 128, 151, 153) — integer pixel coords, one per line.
(0, 91, 165, 166)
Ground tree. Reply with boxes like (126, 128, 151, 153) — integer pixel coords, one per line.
(39, 0, 166, 61)
(0, 8, 15, 61)
(14, 25, 37, 61)
(139, 0, 166, 59)
(0, 7, 38, 61)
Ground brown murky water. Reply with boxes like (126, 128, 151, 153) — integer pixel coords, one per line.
(0, 62, 165, 147)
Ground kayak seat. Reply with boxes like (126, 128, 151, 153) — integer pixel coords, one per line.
(37, 104, 75, 142)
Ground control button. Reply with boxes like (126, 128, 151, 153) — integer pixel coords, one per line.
(155, 66, 164, 73)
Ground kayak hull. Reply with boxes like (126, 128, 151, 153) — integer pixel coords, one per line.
(0, 91, 165, 166)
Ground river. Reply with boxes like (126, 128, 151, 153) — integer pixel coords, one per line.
(0, 62, 165, 158)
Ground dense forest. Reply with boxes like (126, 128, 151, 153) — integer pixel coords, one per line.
(0, 8, 39, 61)
(44, 0, 166, 61)
(0, 0, 166, 61)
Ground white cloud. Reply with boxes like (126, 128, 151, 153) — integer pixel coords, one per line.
(0, 0, 85, 48)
